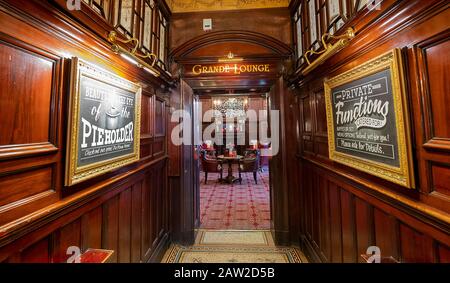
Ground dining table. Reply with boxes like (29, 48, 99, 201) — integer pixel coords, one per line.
(217, 155, 243, 184)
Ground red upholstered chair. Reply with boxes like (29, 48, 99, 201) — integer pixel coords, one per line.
(200, 151, 223, 184)
(238, 150, 260, 184)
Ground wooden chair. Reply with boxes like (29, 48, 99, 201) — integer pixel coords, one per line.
(238, 150, 260, 184)
(200, 151, 223, 184)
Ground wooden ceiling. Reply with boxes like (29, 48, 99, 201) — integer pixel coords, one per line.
(166, 0, 290, 13)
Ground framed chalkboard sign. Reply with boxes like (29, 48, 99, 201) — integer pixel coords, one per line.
(65, 58, 141, 186)
(324, 49, 415, 188)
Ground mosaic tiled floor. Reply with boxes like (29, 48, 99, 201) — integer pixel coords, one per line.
(197, 230, 274, 246)
(162, 230, 307, 263)
(200, 166, 270, 230)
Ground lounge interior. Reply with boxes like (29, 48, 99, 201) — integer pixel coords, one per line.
(196, 92, 271, 230)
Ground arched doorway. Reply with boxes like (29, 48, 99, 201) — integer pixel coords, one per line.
(169, 30, 292, 245)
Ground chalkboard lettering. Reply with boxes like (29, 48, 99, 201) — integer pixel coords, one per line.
(76, 76, 137, 167)
(66, 58, 141, 186)
(331, 69, 399, 166)
(325, 50, 415, 188)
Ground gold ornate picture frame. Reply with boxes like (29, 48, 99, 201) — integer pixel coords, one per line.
(65, 58, 141, 186)
(324, 49, 415, 188)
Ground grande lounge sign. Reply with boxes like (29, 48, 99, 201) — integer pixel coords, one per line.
(185, 62, 277, 77)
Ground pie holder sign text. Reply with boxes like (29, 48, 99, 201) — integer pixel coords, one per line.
(65, 58, 141, 186)
(324, 49, 415, 188)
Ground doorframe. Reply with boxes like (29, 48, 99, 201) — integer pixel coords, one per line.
(169, 30, 293, 246)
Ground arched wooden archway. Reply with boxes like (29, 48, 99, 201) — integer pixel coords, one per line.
(169, 30, 293, 246)
(170, 31, 292, 93)
(170, 30, 292, 60)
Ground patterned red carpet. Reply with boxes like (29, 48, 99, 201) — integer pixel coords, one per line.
(200, 165, 270, 230)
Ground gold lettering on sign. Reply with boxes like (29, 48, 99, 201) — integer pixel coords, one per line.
(191, 64, 271, 75)
(192, 65, 202, 75)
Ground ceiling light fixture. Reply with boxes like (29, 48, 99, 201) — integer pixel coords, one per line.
(108, 31, 160, 77)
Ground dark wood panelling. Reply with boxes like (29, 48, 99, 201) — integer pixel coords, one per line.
(118, 189, 132, 263)
(130, 182, 142, 262)
(188, 42, 274, 58)
(180, 80, 195, 244)
(80, 206, 102, 251)
(53, 219, 81, 263)
(318, 178, 331, 261)
(400, 224, 435, 263)
(340, 190, 356, 263)
(301, 95, 312, 133)
(168, 87, 181, 178)
(437, 244, 450, 263)
(0, 159, 169, 263)
(409, 22, 450, 210)
(170, 8, 292, 51)
(153, 137, 166, 157)
(20, 237, 50, 263)
(167, 79, 197, 245)
(328, 183, 342, 263)
(151, 170, 159, 246)
(283, 86, 301, 244)
(419, 34, 450, 140)
(141, 171, 152, 260)
(311, 171, 320, 245)
(292, 0, 450, 263)
(431, 163, 450, 197)
(412, 28, 450, 156)
(0, 18, 63, 226)
(0, 40, 53, 146)
(155, 98, 166, 137)
(140, 140, 153, 160)
(303, 164, 312, 239)
(141, 94, 152, 136)
(354, 198, 374, 263)
(0, 166, 53, 208)
(313, 91, 327, 136)
(374, 209, 399, 261)
(268, 77, 291, 245)
(297, 159, 450, 263)
(102, 195, 119, 263)
(0, 0, 170, 263)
